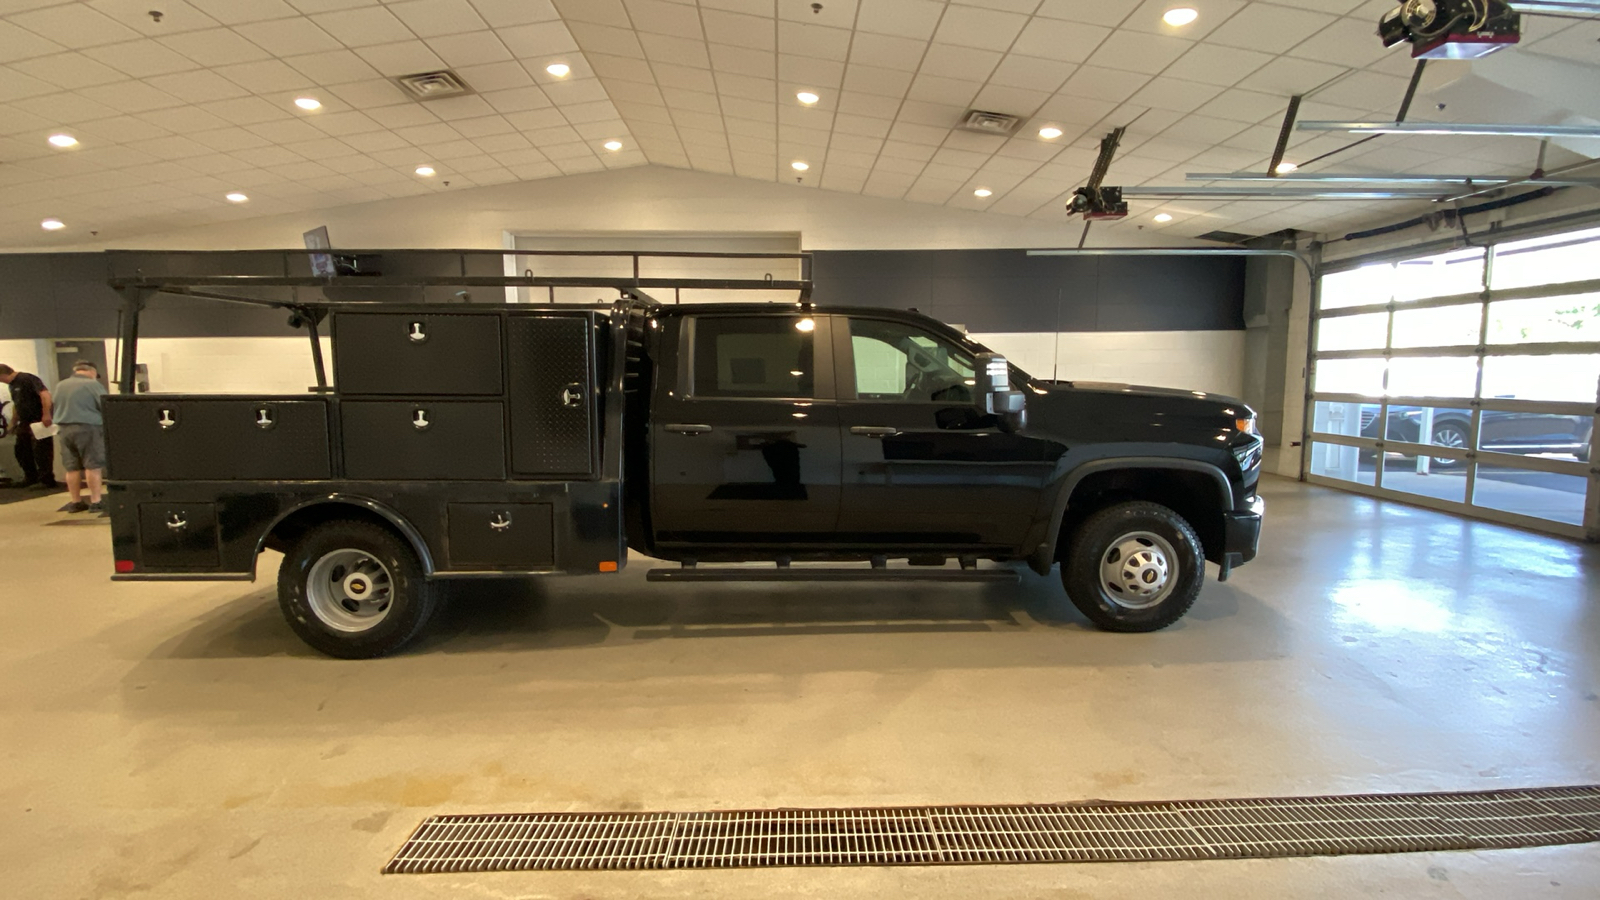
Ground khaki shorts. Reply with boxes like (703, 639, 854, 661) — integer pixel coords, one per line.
(59, 423, 106, 471)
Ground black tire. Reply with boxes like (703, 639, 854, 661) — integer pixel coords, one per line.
(277, 519, 438, 659)
(1061, 501, 1205, 633)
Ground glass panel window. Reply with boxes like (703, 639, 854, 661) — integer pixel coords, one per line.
(1490, 225, 1600, 291)
(1380, 461, 1468, 504)
(1391, 304, 1482, 349)
(1320, 263, 1394, 310)
(1316, 312, 1388, 352)
(1308, 439, 1377, 486)
(1393, 247, 1485, 302)
(1487, 293, 1600, 345)
(1472, 464, 1587, 526)
(1386, 356, 1478, 399)
(849, 318, 975, 402)
(1480, 354, 1600, 403)
(1314, 358, 1386, 396)
(1477, 411, 1593, 463)
(692, 315, 814, 398)
(1312, 400, 1378, 439)
(1381, 406, 1474, 459)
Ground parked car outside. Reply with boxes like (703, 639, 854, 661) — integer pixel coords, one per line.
(1360, 403, 1592, 467)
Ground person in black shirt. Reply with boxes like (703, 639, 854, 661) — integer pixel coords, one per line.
(0, 364, 58, 489)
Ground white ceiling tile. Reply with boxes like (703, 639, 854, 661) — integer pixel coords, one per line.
(245, 117, 324, 142)
(624, 0, 703, 40)
(233, 17, 343, 56)
(708, 41, 768, 77)
(0, 20, 65, 63)
(138, 105, 232, 134)
(564, 22, 640, 57)
(1309, 70, 1409, 110)
(89, 39, 202, 77)
(1205, 4, 1336, 51)
(126, 134, 215, 159)
(713, 70, 771, 101)
(363, 100, 438, 126)
(87, 0, 222, 36)
(1084, 30, 1191, 75)
(1161, 113, 1248, 144)
(10, 51, 130, 90)
(607, 79, 665, 104)
(9, 4, 143, 48)
(496, 20, 579, 58)
(145, 69, 253, 103)
(1011, 18, 1111, 64)
(184, 0, 302, 25)
(555, 98, 616, 122)
(842, 63, 912, 99)
(640, 33, 711, 68)
(703, 9, 773, 51)
(388, 0, 490, 38)
(585, 52, 653, 83)
(309, 7, 414, 47)
(932, 5, 1028, 52)
(543, 77, 611, 105)
(988, 54, 1075, 92)
(847, 31, 928, 73)
(1161, 42, 1273, 87)
(917, 42, 1001, 80)
(0, 65, 54, 102)
(1057, 65, 1149, 103)
(157, 28, 273, 66)
(502, 106, 567, 130)
(777, 54, 844, 89)
(856, 0, 944, 41)
(79, 79, 185, 112)
(654, 60, 716, 92)
(1289, 17, 1390, 69)
(471, 0, 560, 27)
(971, 83, 1050, 116)
(887, 120, 951, 146)
(421, 94, 498, 120)
(777, 21, 849, 62)
(73, 114, 172, 143)
(836, 92, 901, 119)
(426, 31, 513, 67)
(198, 94, 297, 125)
(1126, 76, 1224, 113)
(215, 58, 317, 93)
(1034, 0, 1140, 27)
(719, 95, 774, 122)
(450, 113, 515, 136)
(327, 77, 412, 107)
(1235, 56, 1346, 96)
(906, 73, 981, 106)
(481, 85, 553, 112)
(354, 40, 447, 76)
(283, 49, 382, 84)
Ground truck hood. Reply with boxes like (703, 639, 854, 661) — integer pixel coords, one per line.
(1034, 379, 1247, 409)
(1020, 379, 1255, 451)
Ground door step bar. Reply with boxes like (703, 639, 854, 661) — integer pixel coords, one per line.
(646, 560, 1018, 584)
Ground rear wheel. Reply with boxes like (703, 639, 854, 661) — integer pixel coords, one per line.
(278, 520, 438, 658)
(1061, 501, 1204, 632)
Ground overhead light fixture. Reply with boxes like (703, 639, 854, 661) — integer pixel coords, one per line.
(796, 91, 819, 105)
(225, 192, 248, 202)
(48, 133, 78, 148)
(795, 318, 815, 332)
(41, 218, 64, 230)
(1162, 7, 1199, 26)
(1038, 126, 1063, 139)
(973, 188, 992, 197)
(546, 63, 570, 77)
(415, 165, 436, 176)
(603, 140, 622, 151)
(294, 97, 321, 111)
(1299, 121, 1600, 139)
(1274, 162, 1298, 174)
(791, 160, 809, 171)
(1154, 213, 1173, 223)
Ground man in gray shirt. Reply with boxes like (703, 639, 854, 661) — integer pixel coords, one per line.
(53, 360, 108, 514)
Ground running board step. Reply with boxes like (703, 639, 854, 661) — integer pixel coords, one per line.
(646, 566, 1018, 583)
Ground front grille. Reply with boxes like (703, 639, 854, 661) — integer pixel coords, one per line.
(385, 785, 1600, 873)
(1360, 408, 1378, 430)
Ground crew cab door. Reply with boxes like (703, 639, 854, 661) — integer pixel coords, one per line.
(834, 316, 1054, 548)
(650, 313, 842, 544)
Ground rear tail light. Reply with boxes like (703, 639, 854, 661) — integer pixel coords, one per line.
(114, 560, 135, 574)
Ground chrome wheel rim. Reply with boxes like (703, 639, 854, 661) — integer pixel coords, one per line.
(1099, 531, 1177, 610)
(306, 548, 394, 633)
(1432, 426, 1465, 466)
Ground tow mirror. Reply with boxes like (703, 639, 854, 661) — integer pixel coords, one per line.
(974, 352, 1026, 433)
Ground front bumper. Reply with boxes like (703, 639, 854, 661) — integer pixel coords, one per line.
(1218, 495, 1263, 581)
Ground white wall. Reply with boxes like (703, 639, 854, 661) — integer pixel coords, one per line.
(136, 337, 332, 395)
(975, 331, 1246, 398)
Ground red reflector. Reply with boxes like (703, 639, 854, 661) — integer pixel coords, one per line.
(114, 560, 135, 573)
(598, 561, 618, 573)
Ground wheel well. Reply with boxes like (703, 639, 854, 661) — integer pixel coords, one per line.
(1058, 467, 1227, 563)
(261, 502, 426, 568)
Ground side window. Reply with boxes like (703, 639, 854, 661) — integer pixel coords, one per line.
(692, 315, 815, 399)
(849, 318, 975, 403)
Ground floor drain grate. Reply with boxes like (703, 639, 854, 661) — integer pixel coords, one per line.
(384, 785, 1600, 873)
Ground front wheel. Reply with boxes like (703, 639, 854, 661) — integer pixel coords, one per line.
(278, 520, 439, 658)
(1061, 501, 1205, 632)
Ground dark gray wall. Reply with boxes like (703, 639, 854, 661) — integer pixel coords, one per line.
(1, 249, 1247, 340)
(810, 250, 1246, 333)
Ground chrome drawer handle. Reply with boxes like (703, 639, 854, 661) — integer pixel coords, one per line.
(166, 514, 188, 531)
(561, 383, 583, 407)
(490, 512, 512, 532)
(408, 321, 427, 343)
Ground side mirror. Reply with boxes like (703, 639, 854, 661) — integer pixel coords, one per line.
(974, 352, 1026, 433)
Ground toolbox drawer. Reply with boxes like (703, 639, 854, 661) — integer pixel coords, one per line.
(334, 312, 503, 395)
(341, 401, 506, 480)
(447, 502, 555, 569)
(138, 502, 220, 568)
(105, 397, 332, 481)
(507, 315, 596, 477)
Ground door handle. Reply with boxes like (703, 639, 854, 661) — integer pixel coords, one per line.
(850, 426, 899, 438)
(665, 423, 713, 435)
(561, 383, 583, 407)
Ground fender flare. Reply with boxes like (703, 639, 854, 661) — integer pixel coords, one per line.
(1033, 457, 1234, 573)
(254, 494, 437, 574)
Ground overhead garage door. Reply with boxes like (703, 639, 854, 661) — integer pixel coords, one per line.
(1305, 225, 1600, 540)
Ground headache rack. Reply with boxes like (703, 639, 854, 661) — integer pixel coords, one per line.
(106, 248, 812, 394)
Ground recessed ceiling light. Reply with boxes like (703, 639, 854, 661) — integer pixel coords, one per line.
(1276, 161, 1298, 174)
(1154, 212, 1173, 223)
(546, 63, 570, 77)
(48, 133, 78, 148)
(41, 218, 64, 231)
(974, 188, 992, 197)
(796, 91, 819, 105)
(791, 160, 809, 171)
(294, 97, 321, 111)
(226, 192, 248, 202)
(415, 165, 435, 176)
(1163, 7, 1199, 27)
(1038, 126, 1063, 139)
(603, 140, 623, 151)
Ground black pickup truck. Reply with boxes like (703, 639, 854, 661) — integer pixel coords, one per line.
(102, 250, 1263, 658)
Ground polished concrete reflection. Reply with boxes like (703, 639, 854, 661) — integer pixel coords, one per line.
(2, 475, 1597, 898)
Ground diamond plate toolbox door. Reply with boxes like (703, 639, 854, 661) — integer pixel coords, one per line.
(506, 314, 596, 478)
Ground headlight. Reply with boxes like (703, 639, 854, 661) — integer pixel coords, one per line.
(1235, 415, 1258, 435)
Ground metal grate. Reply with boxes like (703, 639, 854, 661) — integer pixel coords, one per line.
(385, 785, 1600, 874)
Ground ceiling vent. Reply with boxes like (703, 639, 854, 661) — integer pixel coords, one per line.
(394, 70, 473, 101)
(1197, 229, 1255, 244)
(958, 110, 1020, 137)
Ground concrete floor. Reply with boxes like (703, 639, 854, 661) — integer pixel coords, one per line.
(3, 474, 1599, 898)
